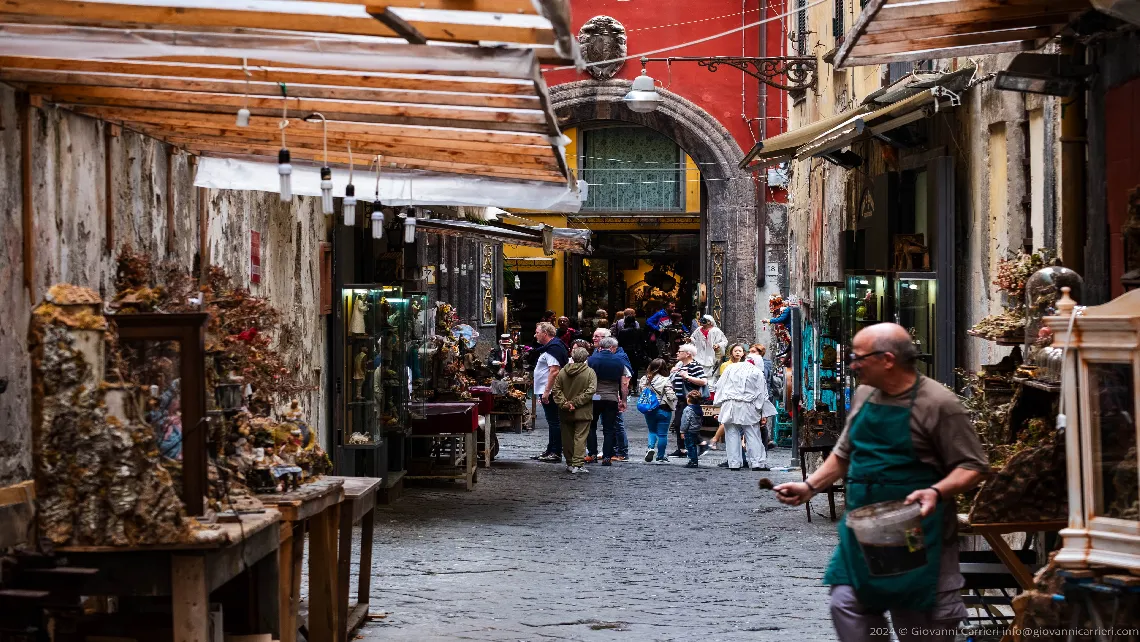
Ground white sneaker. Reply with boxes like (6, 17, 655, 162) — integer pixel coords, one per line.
(565, 465, 575, 473)
(571, 466, 589, 474)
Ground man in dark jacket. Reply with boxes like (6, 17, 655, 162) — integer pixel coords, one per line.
(587, 337, 631, 465)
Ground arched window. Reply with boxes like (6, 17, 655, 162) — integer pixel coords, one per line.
(579, 125, 684, 212)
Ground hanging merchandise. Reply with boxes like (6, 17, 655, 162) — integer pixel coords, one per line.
(343, 142, 357, 226)
(277, 84, 292, 202)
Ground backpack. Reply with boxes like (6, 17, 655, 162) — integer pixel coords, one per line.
(636, 383, 661, 414)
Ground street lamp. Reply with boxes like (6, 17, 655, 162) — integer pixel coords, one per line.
(623, 59, 661, 113)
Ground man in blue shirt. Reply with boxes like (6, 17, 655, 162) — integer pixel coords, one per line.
(646, 301, 677, 332)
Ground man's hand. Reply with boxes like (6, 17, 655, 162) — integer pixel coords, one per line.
(905, 487, 940, 517)
(772, 482, 814, 506)
(541, 393, 550, 404)
(566, 403, 575, 412)
(618, 400, 627, 413)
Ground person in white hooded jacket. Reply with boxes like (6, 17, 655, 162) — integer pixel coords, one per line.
(689, 315, 728, 385)
(713, 353, 770, 470)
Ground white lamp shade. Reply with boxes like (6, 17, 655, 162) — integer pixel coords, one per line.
(623, 69, 661, 113)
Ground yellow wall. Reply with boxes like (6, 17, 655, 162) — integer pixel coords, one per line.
(502, 126, 702, 313)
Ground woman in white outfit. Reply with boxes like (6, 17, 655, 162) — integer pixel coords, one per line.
(713, 353, 770, 471)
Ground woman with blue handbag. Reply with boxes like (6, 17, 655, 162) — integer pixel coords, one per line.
(637, 358, 676, 463)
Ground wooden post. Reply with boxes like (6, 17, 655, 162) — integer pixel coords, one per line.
(278, 523, 296, 642)
(19, 93, 34, 304)
(104, 123, 119, 254)
(357, 506, 374, 608)
(337, 504, 353, 642)
(308, 505, 341, 642)
(171, 555, 208, 642)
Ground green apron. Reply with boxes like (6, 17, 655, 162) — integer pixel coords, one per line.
(822, 376, 944, 612)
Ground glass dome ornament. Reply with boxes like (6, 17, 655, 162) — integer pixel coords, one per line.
(1023, 265, 1084, 365)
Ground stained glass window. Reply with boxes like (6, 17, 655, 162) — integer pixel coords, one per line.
(580, 126, 683, 212)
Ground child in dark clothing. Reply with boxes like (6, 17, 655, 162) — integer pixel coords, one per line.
(680, 390, 704, 468)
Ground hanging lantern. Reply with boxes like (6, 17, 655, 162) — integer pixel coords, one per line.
(236, 107, 250, 127)
(403, 206, 417, 243)
(320, 166, 334, 215)
(277, 148, 292, 202)
(343, 184, 357, 227)
(370, 201, 384, 239)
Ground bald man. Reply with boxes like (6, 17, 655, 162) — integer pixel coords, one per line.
(775, 323, 987, 642)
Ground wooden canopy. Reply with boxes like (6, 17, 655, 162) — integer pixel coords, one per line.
(0, 0, 578, 186)
(834, 0, 1092, 68)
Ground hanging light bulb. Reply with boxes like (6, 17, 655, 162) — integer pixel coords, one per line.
(277, 86, 292, 202)
(403, 206, 417, 243)
(303, 112, 333, 214)
(278, 148, 292, 202)
(343, 184, 357, 227)
(343, 141, 357, 226)
(371, 201, 384, 239)
(236, 58, 251, 127)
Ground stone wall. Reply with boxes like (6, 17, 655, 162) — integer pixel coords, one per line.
(0, 87, 328, 487)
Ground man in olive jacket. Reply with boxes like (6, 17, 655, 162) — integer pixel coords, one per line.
(552, 347, 598, 474)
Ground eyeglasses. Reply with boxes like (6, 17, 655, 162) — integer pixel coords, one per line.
(847, 350, 887, 364)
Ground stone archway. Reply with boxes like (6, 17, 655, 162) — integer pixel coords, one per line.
(549, 80, 756, 340)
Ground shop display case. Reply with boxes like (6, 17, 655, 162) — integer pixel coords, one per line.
(1023, 265, 1084, 366)
(375, 285, 411, 436)
(1048, 289, 1140, 571)
(894, 273, 937, 378)
(813, 283, 844, 413)
(342, 285, 384, 447)
(405, 291, 430, 419)
(845, 273, 886, 393)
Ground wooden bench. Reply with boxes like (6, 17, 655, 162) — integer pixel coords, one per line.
(325, 476, 383, 641)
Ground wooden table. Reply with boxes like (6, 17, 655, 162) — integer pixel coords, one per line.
(58, 511, 281, 642)
(326, 476, 382, 641)
(959, 517, 1067, 590)
(257, 478, 346, 642)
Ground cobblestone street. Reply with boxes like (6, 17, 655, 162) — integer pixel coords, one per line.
(351, 410, 842, 641)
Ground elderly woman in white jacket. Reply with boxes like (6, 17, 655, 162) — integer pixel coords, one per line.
(712, 353, 770, 471)
(690, 314, 728, 385)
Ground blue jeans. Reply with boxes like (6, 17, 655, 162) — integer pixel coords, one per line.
(644, 407, 672, 459)
(542, 399, 561, 456)
(684, 432, 701, 464)
(616, 411, 628, 457)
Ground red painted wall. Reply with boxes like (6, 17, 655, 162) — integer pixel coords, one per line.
(543, 0, 789, 156)
(1106, 76, 1140, 299)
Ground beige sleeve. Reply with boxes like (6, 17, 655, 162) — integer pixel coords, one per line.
(831, 386, 875, 460)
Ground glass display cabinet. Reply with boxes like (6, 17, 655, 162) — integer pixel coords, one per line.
(405, 291, 430, 421)
(342, 285, 386, 448)
(894, 273, 937, 378)
(1049, 288, 1140, 571)
(845, 273, 886, 394)
(375, 285, 411, 436)
(814, 283, 844, 413)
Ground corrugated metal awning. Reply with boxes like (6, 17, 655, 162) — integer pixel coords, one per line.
(834, 0, 1091, 68)
(739, 105, 872, 170)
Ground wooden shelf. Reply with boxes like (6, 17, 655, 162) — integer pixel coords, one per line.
(966, 329, 1023, 346)
(1011, 376, 1061, 393)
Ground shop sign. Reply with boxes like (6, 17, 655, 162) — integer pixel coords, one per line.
(481, 244, 495, 326)
(709, 242, 725, 325)
(250, 230, 261, 285)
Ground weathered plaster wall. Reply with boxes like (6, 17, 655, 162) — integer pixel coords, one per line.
(0, 86, 328, 487)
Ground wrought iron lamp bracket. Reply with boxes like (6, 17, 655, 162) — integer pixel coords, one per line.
(647, 56, 818, 92)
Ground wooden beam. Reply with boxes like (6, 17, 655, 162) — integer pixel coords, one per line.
(305, 0, 540, 14)
(28, 85, 552, 133)
(369, 7, 428, 45)
(176, 140, 566, 181)
(19, 93, 34, 304)
(834, 0, 887, 69)
(866, 5, 1086, 33)
(873, 0, 1088, 21)
(850, 26, 1055, 56)
(67, 106, 555, 146)
(527, 64, 570, 184)
(0, 68, 540, 110)
(122, 121, 554, 160)
(0, 56, 537, 94)
(130, 126, 561, 170)
(0, 0, 555, 45)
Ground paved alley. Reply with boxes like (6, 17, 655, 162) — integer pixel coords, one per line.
(343, 409, 842, 642)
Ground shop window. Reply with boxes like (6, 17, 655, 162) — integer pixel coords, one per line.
(833, 0, 843, 39)
(580, 126, 684, 212)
